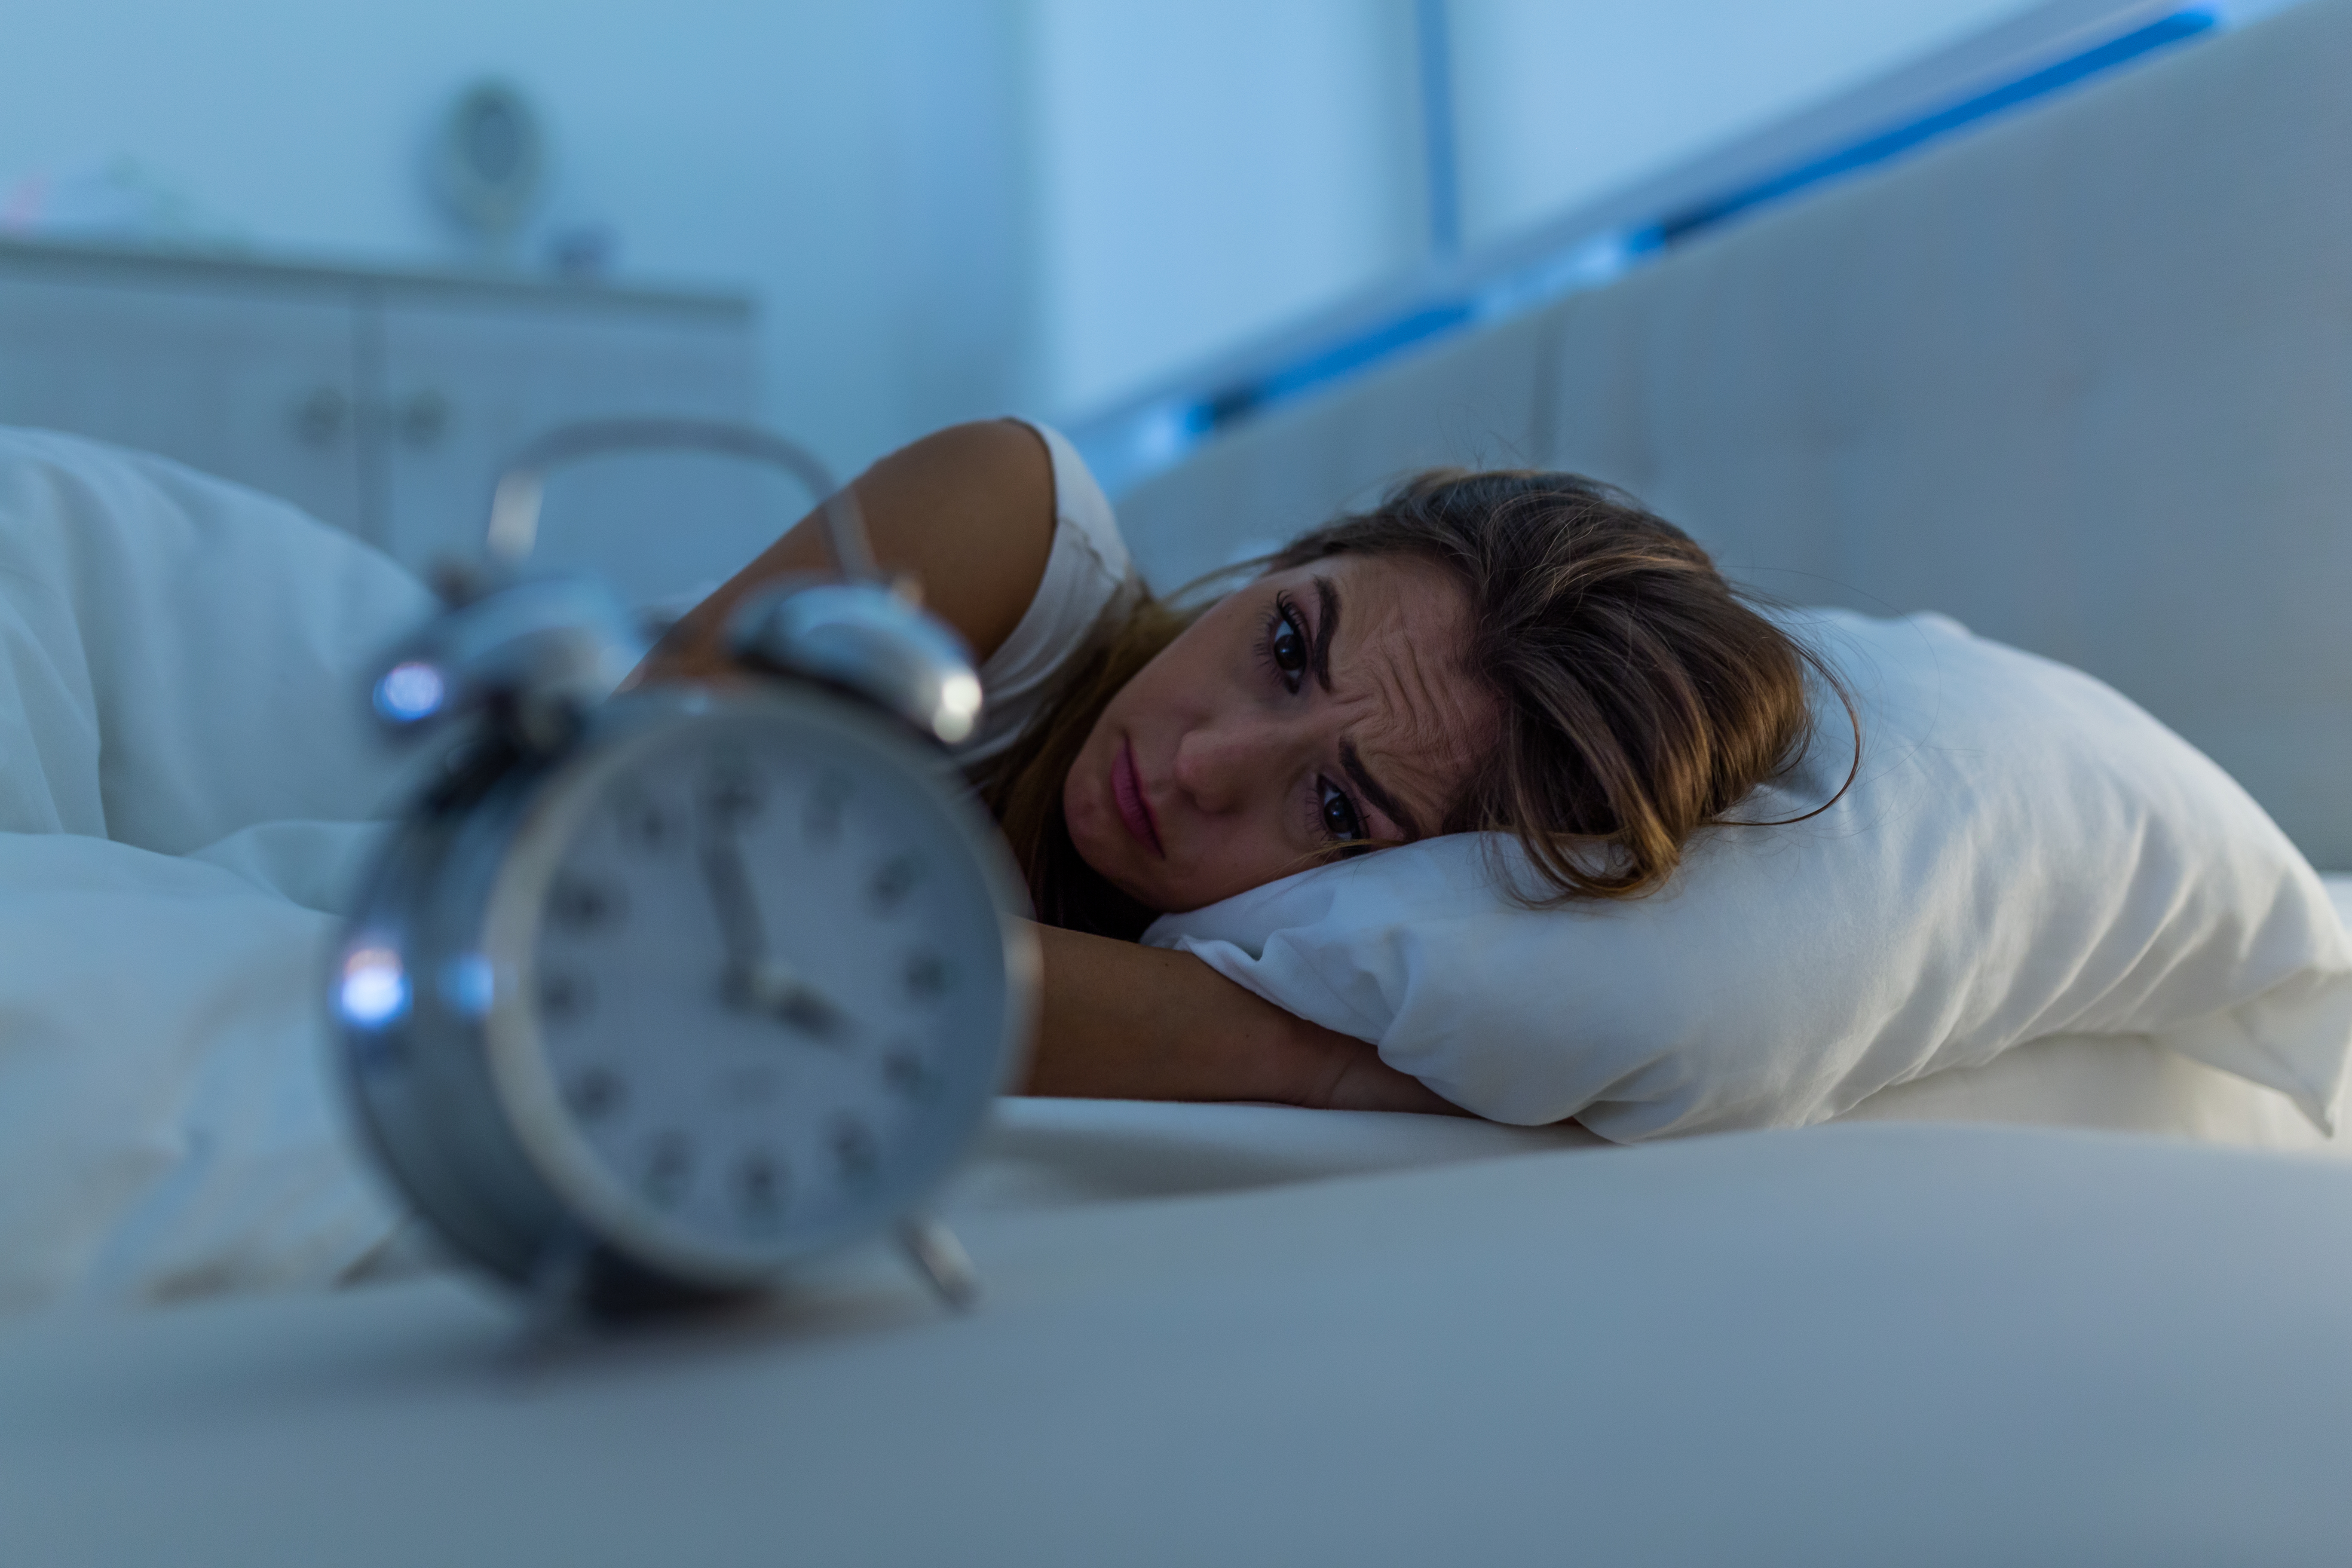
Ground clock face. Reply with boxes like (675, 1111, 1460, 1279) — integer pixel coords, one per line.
(478, 692, 1028, 1283)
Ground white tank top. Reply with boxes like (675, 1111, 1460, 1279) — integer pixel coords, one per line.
(952, 421, 1140, 765)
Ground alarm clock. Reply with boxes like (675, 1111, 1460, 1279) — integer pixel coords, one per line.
(430, 79, 545, 250)
(333, 420, 1037, 1316)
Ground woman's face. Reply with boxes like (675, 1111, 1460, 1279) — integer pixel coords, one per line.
(1063, 554, 1498, 914)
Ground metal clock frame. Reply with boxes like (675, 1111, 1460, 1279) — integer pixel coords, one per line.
(333, 420, 1036, 1314)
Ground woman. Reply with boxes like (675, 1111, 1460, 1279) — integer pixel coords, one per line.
(645, 420, 1826, 1117)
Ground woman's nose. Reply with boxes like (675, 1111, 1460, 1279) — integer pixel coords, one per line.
(1170, 716, 1285, 815)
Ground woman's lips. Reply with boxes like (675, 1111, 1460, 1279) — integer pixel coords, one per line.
(1112, 738, 1164, 856)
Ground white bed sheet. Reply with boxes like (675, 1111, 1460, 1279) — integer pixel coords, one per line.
(951, 1097, 1600, 1213)
(8, 1119, 2352, 1567)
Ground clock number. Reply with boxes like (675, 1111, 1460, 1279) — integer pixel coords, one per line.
(734, 1151, 788, 1227)
(868, 854, 924, 916)
(703, 755, 765, 827)
(567, 1066, 627, 1122)
(882, 1047, 937, 1102)
(831, 1117, 880, 1185)
(540, 969, 594, 1023)
(903, 949, 951, 1003)
(802, 772, 849, 848)
(612, 785, 674, 853)
(548, 873, 626, 934)
(643, 1130, 694, 1209)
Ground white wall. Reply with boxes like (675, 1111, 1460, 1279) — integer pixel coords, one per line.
(1446, 0, 2048, 248)
(0, 0, 1038, 479)
(1029, 0, 1427, 414)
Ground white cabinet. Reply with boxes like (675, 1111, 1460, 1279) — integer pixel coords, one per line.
(0, 240, 763, 604)
(371, 290, 765, 600)
(0, 254, 366, 530)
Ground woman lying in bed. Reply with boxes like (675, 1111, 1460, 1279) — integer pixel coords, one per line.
(644, 420, 1831, 1118)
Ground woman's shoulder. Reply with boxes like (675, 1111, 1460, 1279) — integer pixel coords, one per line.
(961, 420, 1142, 762)
(1011, 421, 1131, 587)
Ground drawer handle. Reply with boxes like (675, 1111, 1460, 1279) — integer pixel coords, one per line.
(291, 386, 349, 447)
(400, 390, 450, 450)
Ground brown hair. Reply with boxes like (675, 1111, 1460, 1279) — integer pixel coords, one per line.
(970, 467, 1851, 934)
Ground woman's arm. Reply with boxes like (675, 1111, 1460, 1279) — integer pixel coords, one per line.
(1026, 926, 1463, 1114)
(638, 419, 1059, 683)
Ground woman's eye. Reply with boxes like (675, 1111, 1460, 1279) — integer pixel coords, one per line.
(1269, 600, 1308, 684)
(1318, 778, 1365, 843)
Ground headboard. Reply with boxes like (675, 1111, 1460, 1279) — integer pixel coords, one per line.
(1117, 0, 2352, 870)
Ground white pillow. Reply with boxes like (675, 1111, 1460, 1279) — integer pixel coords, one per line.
(1145, 610, 2352, 1140)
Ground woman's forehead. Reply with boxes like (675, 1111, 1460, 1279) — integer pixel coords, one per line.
(1265, 552, 1476, 667)
(1278, 554, 1494, 823)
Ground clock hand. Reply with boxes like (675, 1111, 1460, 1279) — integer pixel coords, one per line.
(737, 956, 849, 1038)
(697, 817, 849, 1040)
(697, 820, 766, 975)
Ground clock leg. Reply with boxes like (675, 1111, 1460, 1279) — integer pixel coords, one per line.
(897, 1214, 982, 1311)
(521, 1225, 597, 1334)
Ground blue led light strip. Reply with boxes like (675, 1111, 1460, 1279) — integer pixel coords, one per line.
(1650, 8, 2214, 245)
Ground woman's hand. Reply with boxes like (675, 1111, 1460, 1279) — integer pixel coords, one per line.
(1023, 924, 1465, 1116)
(1298, 1028, 1465, 1114)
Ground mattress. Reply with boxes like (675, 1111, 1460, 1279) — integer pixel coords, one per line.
(6, 1118, 2352, 1566)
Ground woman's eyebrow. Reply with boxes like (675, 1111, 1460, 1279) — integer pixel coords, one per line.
(1309, 576, 1339, 692)
(1314, 576, 1424, 839)
(1340, 736, 1422, 841)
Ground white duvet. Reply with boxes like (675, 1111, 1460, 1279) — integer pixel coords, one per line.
(0, 428, 2344, 1319)
(0, 431, 429, 1312)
